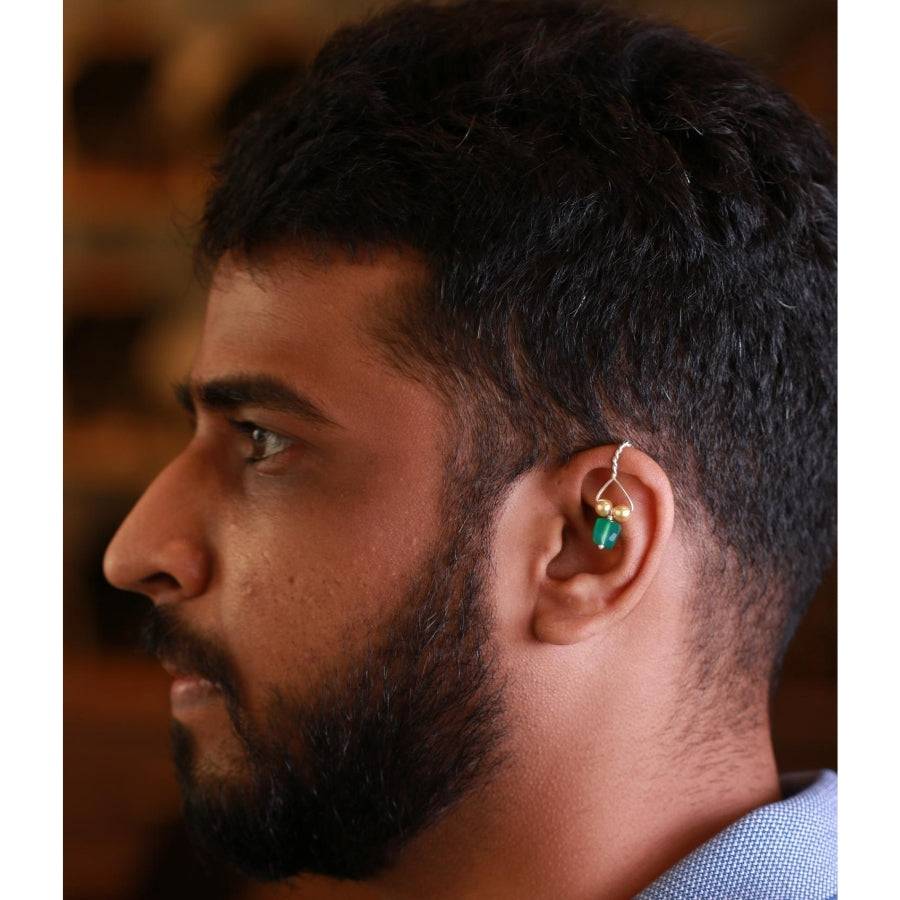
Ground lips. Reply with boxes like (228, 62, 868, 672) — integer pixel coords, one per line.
(160, 657, 224, 714)
(169, 673, 222, 712)
(160, 657, 221, 690)
(139, 607, 229, 708)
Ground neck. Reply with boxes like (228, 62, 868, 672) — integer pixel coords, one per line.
(271, 606, 781, 900)
(369, 734, 777, 899)
(250, 723, 779, 900)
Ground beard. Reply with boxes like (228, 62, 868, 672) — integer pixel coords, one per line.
(139, 491, 509, 883)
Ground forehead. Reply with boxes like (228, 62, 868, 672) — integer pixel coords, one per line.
(200, 248, 415, 369)
(193, 248, 438, 432)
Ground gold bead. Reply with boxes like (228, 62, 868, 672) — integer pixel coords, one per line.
(612, 505, 631, 523)
(594, 498, 613, 517)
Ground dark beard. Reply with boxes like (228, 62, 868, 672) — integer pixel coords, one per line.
(147, 505, 509, 883)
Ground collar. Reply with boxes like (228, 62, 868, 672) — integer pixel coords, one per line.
(634, 769, 837, 900)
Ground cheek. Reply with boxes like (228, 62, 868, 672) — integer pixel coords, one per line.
(208, 440, 443, 703)
(214, 513, 394, 706)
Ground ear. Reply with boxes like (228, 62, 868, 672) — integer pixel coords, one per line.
(531, 443, 675, 645)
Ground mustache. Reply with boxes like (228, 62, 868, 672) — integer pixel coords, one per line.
(138, 603, 239, 702)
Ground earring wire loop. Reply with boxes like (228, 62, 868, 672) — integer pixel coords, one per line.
(593, 440, 635, 512)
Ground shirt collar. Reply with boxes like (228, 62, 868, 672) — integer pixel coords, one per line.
(634, 769, 837, 900)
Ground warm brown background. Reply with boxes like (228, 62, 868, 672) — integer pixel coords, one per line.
(63, 1, 837, 897)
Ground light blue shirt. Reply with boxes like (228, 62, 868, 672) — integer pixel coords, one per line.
(635, 769, 837, 900)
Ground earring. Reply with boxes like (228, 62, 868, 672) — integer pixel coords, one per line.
(592, 441, 635, 550)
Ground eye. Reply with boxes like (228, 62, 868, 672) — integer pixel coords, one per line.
(229, 420, 294, 464)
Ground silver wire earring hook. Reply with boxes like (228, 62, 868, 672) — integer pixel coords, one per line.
(593, 440, 635, 512)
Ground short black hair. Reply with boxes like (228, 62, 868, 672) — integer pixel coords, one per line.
(197, 0, 836, 713)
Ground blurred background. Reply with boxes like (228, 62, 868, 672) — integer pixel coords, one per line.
(63, 1, 837, 897)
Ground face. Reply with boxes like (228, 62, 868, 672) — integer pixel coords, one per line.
(103, 249, 508, 880)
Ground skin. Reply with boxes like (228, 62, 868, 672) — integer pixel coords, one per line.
(103, 246, 780, 899)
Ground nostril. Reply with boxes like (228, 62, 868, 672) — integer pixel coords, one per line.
(102, 524, 210, 600)
(139, 572, 182, 594)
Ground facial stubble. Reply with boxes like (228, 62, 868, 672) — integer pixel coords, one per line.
(164, 503, 509, 883)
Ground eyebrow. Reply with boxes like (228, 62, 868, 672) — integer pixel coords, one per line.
(173, 374, 341, 430)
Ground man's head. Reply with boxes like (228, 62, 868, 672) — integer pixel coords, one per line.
(103, 0, 835, 886)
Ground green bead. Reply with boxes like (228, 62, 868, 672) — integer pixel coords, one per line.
(592, 516, 621, 550)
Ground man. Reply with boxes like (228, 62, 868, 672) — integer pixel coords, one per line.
(102, 1, 836, 897)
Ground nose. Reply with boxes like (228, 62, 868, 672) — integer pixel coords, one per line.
(103, 447, 213, 605)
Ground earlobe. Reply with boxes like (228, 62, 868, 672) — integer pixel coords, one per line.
(531, 442, 674, 647)
(533, 572, 617, 645)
